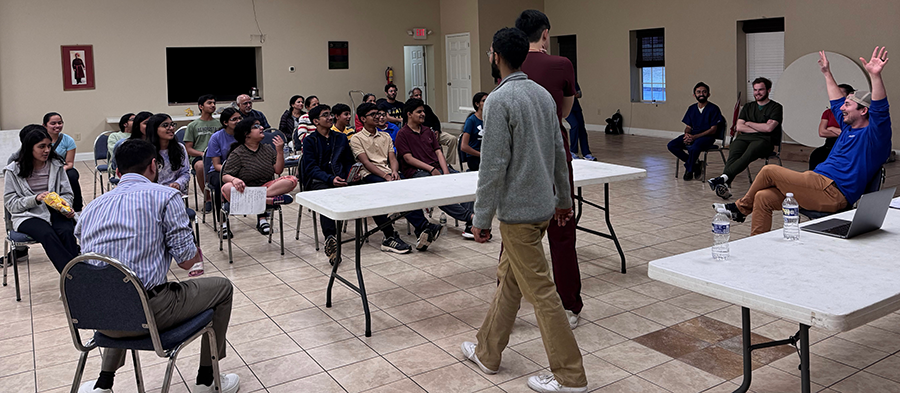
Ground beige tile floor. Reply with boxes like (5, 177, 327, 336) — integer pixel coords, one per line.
(2, 133, 899, 393)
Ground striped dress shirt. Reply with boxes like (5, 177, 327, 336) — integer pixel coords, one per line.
(75, 173, 197, 289)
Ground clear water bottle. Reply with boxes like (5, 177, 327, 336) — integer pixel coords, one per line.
(439, 212, 447, 225)
(712, 208, 730, 260)
(783, 192, 800, 241)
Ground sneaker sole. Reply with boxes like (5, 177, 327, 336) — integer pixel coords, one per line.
(381, 244, 412, 254)
(416, 231, 432, 251)
(460, 343, 498, 375)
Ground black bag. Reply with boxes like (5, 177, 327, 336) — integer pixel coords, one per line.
(605, 110, 624, 135)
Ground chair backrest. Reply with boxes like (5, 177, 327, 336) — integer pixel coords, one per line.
(202, 149, 214, 188)
(60, 253, 165, 353)
(292, 128, 302, 153)
(262, 129, 288, 152)
(93, 132, 111, 163)
(866, 166, 886, 193)
(175, 126, 187, 144)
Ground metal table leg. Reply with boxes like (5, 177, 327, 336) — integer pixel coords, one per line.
(324, 218, 373, 337)
(733, 307, 809, 393)
(573, 184, 627, 273)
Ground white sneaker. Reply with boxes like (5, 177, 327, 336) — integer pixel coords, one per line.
(566, 310, 579, 330)
(460, 341, 498, 374)
(527, 374, 587, 393)
(78, 381, 111, 393)
(193, 373, 240, 393)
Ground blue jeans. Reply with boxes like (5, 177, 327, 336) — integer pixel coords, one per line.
(411, 168, 474, 223)
(667, 134, 715, 174)
(566, 110, 591, 156)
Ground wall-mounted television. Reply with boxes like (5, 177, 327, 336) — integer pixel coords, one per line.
(166, 47, 261, 104)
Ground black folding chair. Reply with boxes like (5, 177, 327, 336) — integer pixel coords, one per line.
(61, 253, 221, 393)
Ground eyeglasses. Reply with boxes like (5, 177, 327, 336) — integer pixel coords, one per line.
(229, 117, 242, 122)
(251, 125, 264, 130)
(486, 50, 493, 59)
(375, 112, 386, 118)
(161, 122, 177, 129)
(364, 112, 378, 118)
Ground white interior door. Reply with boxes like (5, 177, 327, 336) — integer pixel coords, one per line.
(445, 33, 471, 123)
(404, 46, 427, 102)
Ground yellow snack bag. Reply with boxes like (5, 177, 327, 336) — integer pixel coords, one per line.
(43, 192, 73, 215)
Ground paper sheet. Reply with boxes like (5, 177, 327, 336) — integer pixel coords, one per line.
(890, 197, 900, 210)
(229, 187, 267, 215)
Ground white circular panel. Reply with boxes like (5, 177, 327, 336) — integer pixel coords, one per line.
(770, 51, 869, 147)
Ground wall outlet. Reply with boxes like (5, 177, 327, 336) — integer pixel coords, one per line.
(73, 133, 81, 142)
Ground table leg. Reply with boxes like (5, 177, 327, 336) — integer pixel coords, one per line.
(326, 220, 343, 308)
(355, 218, 372, 337)
(733, 307, 806, 393)
(573, 185, 628, 274)
(800, 324, 811, 393)
(734, 307, 752, 393)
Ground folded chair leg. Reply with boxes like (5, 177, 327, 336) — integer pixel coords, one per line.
(227, 216, 234, 264)
(268, 210, 274, 244)
(132, 349, 145, 393)
(2, 240, 7, 287)
(160, 357, 177, 393)
(279, 208, 285, 255)
(70, 349, 91, 393)
(207, 329, 222, 393)
(12, 245, 21, 302)
(295, 205, 303, 240)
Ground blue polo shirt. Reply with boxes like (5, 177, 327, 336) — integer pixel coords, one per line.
(814, 97, 891, 204)
(682, 103, 723, 136)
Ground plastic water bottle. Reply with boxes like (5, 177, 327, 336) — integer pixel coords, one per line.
(783, 193, 800, 241)
(440, 213, 447, 226)
(712, 208, 730, 260)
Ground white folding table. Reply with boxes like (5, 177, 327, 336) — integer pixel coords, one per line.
(295, 160, 646, 336)
(649, 208, 900, 393)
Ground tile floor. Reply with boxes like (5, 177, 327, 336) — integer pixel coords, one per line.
(2, 133, 900, 393)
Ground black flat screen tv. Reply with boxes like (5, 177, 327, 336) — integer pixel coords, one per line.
(166, 47, 259, 104)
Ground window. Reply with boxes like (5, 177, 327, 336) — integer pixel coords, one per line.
(631, 28, 665, 102)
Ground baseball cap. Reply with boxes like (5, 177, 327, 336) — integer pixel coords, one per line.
(847, 90, 872, 108)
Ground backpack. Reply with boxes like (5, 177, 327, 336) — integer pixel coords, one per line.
(605, 110, 624, 135)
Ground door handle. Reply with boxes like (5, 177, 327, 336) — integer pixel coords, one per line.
(447, 82, 452, 86)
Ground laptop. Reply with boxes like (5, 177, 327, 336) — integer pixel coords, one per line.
(801, 187, 896, 239)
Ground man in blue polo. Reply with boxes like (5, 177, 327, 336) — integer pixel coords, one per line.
(667, 82, 724, 180)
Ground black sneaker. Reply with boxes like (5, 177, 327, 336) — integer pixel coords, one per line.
(714, 203, 746, 223)
(462, 225, 475, 239)
(381, 236, 412, 254)
(219, 225, 233, 240)
(707, 176, 726, 191)
(693, 162, 703, 179)
(682, 170, 693, 181)
(416, 223, 443, 251)
(715, 184, 732, 199)
(324, 235, 339, 266)
(256, 220, 271, 235)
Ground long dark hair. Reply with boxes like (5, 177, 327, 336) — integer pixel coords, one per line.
(145, 114, 185, 171)
(129, 111, 153, 140)
(42, 112, 62, 126)
(229, 117, 258, 156)
(289, 95, 305, 115)
(219, 107, 240, 129)
(16, 125, 62, 178)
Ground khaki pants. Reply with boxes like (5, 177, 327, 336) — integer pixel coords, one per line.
(736, 165, 847, 235)
(438, 131, 459, 167)
(99, 277, 234, 372)
(475, 221, 587, 388)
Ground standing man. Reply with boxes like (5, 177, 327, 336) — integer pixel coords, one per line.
(721, 48, 891, 236)
(75, 140, 239, 393)
(236, 94, 270, 128)
(707, 77, 782, 199)
(566, 82, 597, 161)
(667, 82, 724, 180)
(516, 9, 582, 329)
(410, 87, 458, 168)
(462, 27, 587, 393)
(185, 94, 219, 211)
(381, 83, 404, 126)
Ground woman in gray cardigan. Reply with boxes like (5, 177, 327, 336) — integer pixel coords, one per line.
(3, 125, 79, 273)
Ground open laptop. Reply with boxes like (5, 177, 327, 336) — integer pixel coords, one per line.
(802, 187, 896, 239)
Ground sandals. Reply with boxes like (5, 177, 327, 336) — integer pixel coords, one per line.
(188, 262, 204, 277)
(257, 221, 271, 235)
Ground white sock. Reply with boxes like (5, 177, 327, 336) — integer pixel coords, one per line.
(721, 174, 729, 182)
(259, 218, 268, 225)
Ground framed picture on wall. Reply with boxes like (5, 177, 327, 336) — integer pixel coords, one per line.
(328, 41, 349, 70)
(61, 45, 95, 91)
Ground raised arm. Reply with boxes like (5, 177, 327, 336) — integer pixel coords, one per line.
(819, 51, 844, 100)
(861, 46, 889, 101)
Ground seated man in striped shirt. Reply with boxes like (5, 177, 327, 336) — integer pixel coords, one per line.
(75, 139, 239, 393)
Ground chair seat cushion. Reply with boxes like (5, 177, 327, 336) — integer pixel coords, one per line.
(186, 208, 196, 220)
(284, 159, 299, 167)
(9, 231, 35, 243)
(799, 208, 833, 220)
(97, 164, 108, 172)
(109, 177, 120, 185)
(92, 309, 214, 351)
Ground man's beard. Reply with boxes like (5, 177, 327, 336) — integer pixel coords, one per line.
(696, 96, 708, 103)
(491, 59, 501, 80)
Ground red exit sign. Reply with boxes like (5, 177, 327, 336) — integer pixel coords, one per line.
(414, 28, 427, 40)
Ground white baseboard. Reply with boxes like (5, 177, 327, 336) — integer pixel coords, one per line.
(75, 152, 94, 162)
(584, 123, 680, 139)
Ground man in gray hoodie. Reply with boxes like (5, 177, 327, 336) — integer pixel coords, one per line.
(460, 27, 587, 393)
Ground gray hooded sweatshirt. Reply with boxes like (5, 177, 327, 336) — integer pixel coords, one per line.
(4, 158, 74, 230)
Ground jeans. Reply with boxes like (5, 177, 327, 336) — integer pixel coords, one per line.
(667, 134, 716, 174)
(566, 110, 591, 156)
(17, 209, 79, 273)
(411, 168, 473, 223)
(66, 167, 84, 212)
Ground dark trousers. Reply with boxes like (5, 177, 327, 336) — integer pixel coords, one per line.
(17, 209, 80, 273)
(566, 110, 591, 156)
(66, 168, 83, 212)
(667, 135, 715, 174)
(466, 156, 480, 171)
(307, 181, 338, 238)
(100, 277, 233, 372)
(411, 168, 474, 223)
(547, 158, 583, 314)
(724, 133, 774, 180)
(361, 174, 400, 238)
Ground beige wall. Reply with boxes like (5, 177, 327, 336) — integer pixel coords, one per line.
(477, 0, 544, 94)
(544, 0, 900, 148)
(440, 0, 481, 107)
(0, 0, 445, 152)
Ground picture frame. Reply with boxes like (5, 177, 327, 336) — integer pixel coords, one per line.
(328, 41, 349, 70)
(61, 45, 95, 91)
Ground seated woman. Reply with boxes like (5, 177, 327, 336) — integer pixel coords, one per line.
(296, 95, 319, 136)
(460, 92, 488, 171)
(222, 118, 298, 235)
(3, 125, 80, 273)
(206, 107, 242, 238)
(146, 114, 191, 194)
(279, 95, 305, 137)
(109, 111, 152, 176)
(42, 112, 83, 212)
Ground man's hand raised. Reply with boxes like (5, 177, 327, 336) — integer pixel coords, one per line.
(818, 50, 831, 74)
(861, 46, 889, 76)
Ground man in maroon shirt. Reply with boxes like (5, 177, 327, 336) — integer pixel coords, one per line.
(516, 9, 582, 330)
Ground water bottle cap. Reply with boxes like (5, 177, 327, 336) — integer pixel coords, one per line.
(786, 192, 794, 197)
